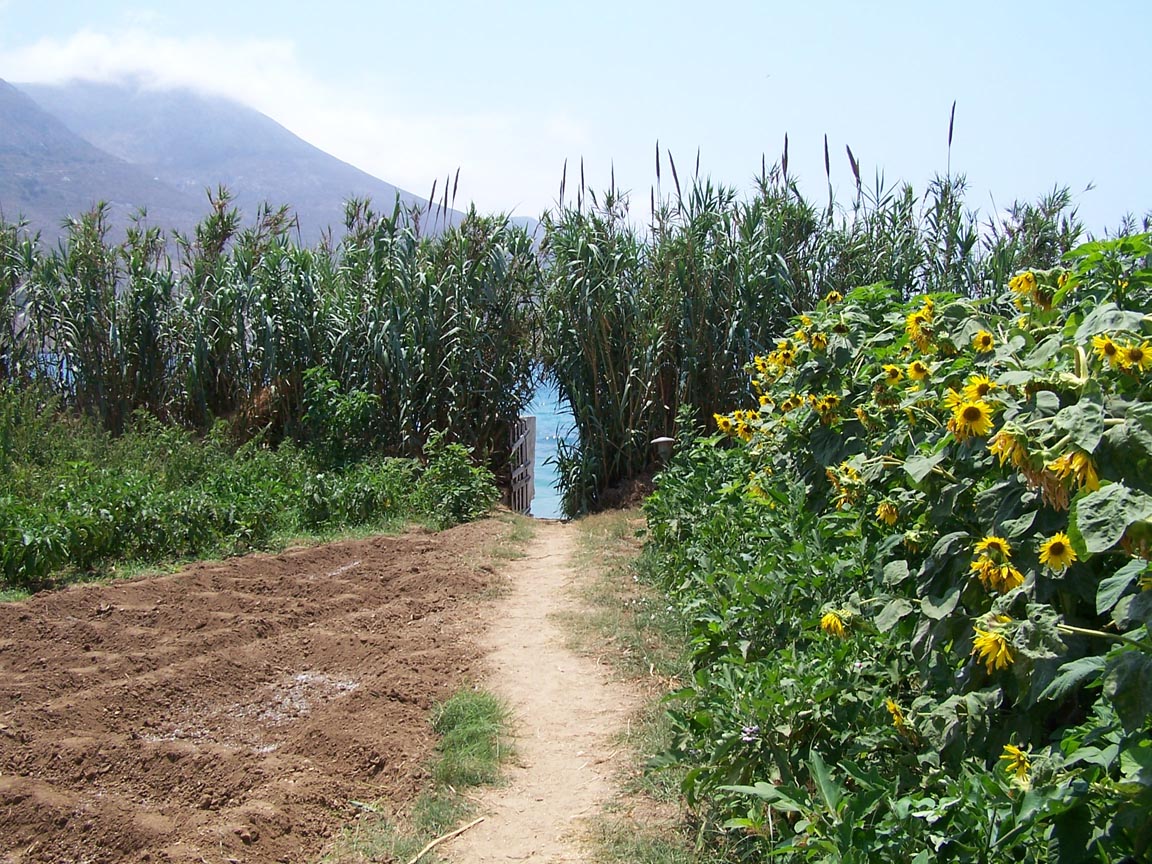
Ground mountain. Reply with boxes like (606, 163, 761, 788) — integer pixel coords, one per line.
(17, 80, 466, 244)
(0, 78, 207, 241)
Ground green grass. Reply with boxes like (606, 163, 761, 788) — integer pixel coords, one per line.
(0, 388, 502, 595)
(565, 510, 686, 684)
(485, 511, 535, 561)
(320, 688, 511, 864)
(431, 690, 510, 787)
(588, 819, 729, 864)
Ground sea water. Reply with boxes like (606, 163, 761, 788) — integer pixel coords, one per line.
(524, 378, 574, 519)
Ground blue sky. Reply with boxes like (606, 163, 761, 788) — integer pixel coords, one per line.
(1, 0, 1148, 233)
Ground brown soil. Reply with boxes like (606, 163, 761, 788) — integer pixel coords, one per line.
(0, 519, 512, 864)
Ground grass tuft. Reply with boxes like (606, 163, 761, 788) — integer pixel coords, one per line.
(431, 690, 509, 787)
(320, 687, 511, 864)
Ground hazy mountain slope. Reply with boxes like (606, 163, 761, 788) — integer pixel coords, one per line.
(19, 80, 466, 243)
(0, 78, 207, 240)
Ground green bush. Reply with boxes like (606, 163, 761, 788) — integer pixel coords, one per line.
(300, 457, 418, 528)
(0, 399, 498, 590)
(645, 235, 1152, 862)
(413, 430, 499, 530)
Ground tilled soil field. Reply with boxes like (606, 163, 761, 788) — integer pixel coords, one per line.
(0, 519, 509, 864)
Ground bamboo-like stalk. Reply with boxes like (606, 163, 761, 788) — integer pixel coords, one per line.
(0, 154, 1090, 511)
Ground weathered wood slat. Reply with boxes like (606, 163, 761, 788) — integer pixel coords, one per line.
(508, 415, 536, 515)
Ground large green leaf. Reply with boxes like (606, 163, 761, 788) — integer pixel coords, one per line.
(1125, 591, 1152, 627)
(1103, 651, 1152, 732)
(921, 584, 962, 620)
(1054, 381, 1104, 453)
(1038, 655, 1107, 702)
(884, 559, 910, 586)
(876, 597, 915, 633)
(1074, 303, 1146, 341)
(809, 749, 842, 814)
(1068, 484, 1152, 555)
(1104, 405, 1152, 459)
(905, 450, 946, 484)
(1097, 559, 1147, 616)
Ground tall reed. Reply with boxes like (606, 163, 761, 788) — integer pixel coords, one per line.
(542, 147, 1088, 516)
(2, 191, 539, 479)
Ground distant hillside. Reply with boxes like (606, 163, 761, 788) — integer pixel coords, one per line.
(0, 78, 207, 241)
(18, 80, 467, 244)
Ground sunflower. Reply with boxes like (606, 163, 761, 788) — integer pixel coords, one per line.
(827, 460, 861, 508)
(1000, 744, 1031, 781)
(1047, 450, 1101, 491)
(969, 557, 1023, 593)
(1039, 532, 1077, 572)
(949, 399, 995, 440)
(943, 388, 965, 410)
(713, 413, 734, 435)
(758, 393, 773, 409)
(973, 330, 995, 353)
(905, 308, 934, 351)
(1009, 271, 1037, 296)
(820, 610, 847, 638)
(907, 360, 931, 382)
(972, 625, 1014, 673)
(794, 328, 809, 343)
(824, 290, 843, 305)
(989, 428, 1029, 469)
(1092, 334, 1122, 368)
(815, 393, 841, 414)
(810, 332, 829, 352)
(885, 698, 906, 730)
(882, 364, 903, 385)
(875, 501, 898, 526)
(1121, 340, 1152, 373)
(974, 534, 1012, 559)
(799, 314, 813, 328)
(839, 463, 858, 488)
(906, 309, 930, 337)
(970, 556, 999, 589)
(991, 564, 1025, 593)
(963, 374, 998, 402)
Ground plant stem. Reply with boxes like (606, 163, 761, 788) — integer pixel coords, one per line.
(1056, 624, 1146, 648)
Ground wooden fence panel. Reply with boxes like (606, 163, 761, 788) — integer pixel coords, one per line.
(508, 415, 536, 515)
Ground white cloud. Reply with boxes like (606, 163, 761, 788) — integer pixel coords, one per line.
(0, 30, 316, 108)
(0, 29, 586, 216)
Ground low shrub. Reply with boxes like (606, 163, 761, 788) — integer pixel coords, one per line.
(413, 431, 499, 530)
(1, 406, 497, 590)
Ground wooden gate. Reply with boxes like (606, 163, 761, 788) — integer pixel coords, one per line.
(508, 416, 536, 515)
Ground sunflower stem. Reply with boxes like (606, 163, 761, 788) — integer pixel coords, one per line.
(1056, 624, 1145, 647)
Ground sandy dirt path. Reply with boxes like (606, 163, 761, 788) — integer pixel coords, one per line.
(444, 520, 640, 864)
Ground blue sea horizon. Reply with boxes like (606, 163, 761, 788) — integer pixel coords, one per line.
(524, 379, 574, 520)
